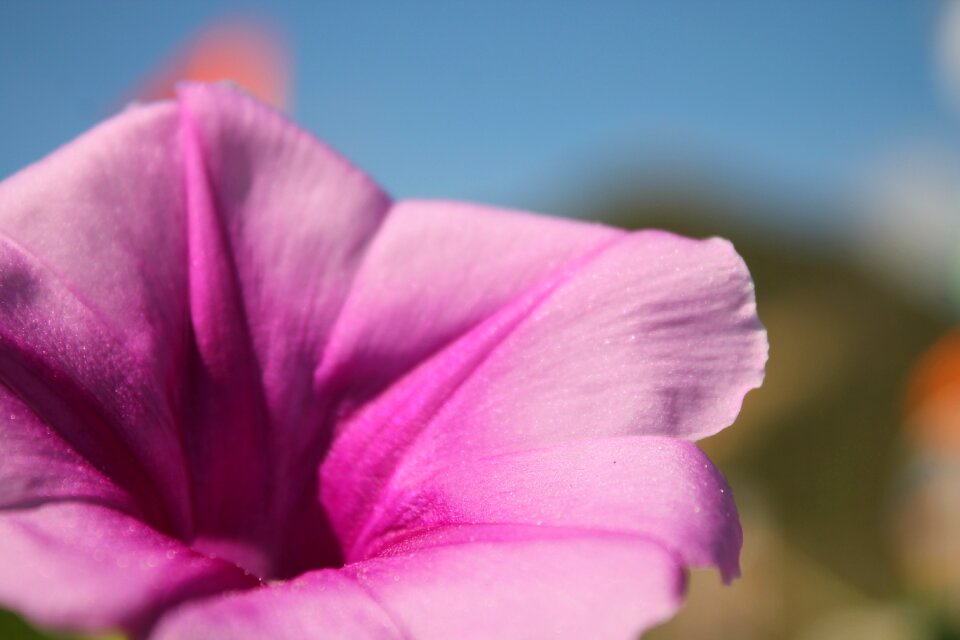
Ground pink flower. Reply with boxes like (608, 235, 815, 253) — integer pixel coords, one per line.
(0, 84, 766, 639)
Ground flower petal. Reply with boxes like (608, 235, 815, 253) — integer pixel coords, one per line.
(152, 569, 404, 639)
(176, 84, 390, 573)
(356, 435, 742, 583)
(153, 533, 683, 640)
(0, 503, 257, 636)
(0, 83, 392, 577)
(0, 100, 195, 533)
(0, 383, 136, 515)
(316, 199, 621, 409)
(323, 226, 765, 567)
(0, 94, 269, 635)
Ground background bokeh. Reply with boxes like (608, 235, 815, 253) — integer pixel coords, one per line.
(2, 2, 960, 638)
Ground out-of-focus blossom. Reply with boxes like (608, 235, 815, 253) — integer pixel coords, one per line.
(0, 84, 765, 638)
(130, 18, 290, 110)
(893, 329, 960, 628)
(904, 330, 960, 454)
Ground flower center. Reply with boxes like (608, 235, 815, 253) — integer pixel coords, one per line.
(182, 495, 345, 581)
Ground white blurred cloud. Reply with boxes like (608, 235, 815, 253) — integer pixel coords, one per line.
(853, 146, 960, 310)
(851, 3, 960, 312)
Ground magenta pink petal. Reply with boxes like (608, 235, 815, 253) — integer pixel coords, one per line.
(152, 569, 404, 639)
(153, 533, 684, 640)
(322, 227, 765, 560)
(176, 84, 391, 576)
(0, 503, 257, 636)
(353, 435, 742, 583)
(315, 199, 622, 409)
(0, 84, 391, 623)
(0, 101, 195, 535)
(0, 383, 135, 515)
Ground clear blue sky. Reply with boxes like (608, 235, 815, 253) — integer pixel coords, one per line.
(1, 1, 957, 217)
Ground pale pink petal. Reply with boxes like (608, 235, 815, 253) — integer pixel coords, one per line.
(0, 100, 195, 533)
(316, 200, 621, 409)
(152, 569, 404, 639)
(0, 83, 390, 580)
(0, 384, 137, 516)
(153, 533, 683, 640)
(0, 92, 262, 635)
(354, 435, 742, 583)
(323, 228, 765, 568)
(0, 503, 256, 636)
(176, 84, 389, 574)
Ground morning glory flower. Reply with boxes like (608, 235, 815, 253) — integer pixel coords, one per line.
(0, 83, 766, 639)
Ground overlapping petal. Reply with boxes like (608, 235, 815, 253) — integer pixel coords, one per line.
(354, 436, 742, 582)
(321, 224, 765, 566)
(153, 534, 684, 640)
(0, 85, 390, 624)
(176, 84, 390, 575)
(314, 199, 621, 408)
(0, 101, 193, 534)
(0, 383, 135, 516)
(0, 503, 256, 636)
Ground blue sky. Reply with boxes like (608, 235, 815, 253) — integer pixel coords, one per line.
(1, 1, 956, 218)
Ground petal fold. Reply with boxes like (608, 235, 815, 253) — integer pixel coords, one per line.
(0, 504, 257, 636)
(154, 533, 683, 640)
(0, 100, 194, 533)
(316, 199, 621, 408)
(0, 384, 136, 515)
(357, 436, 742, 582)
(152, 569, 403, 640)
(177, 84, 390, 573)
(323, 225, 765, 575)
